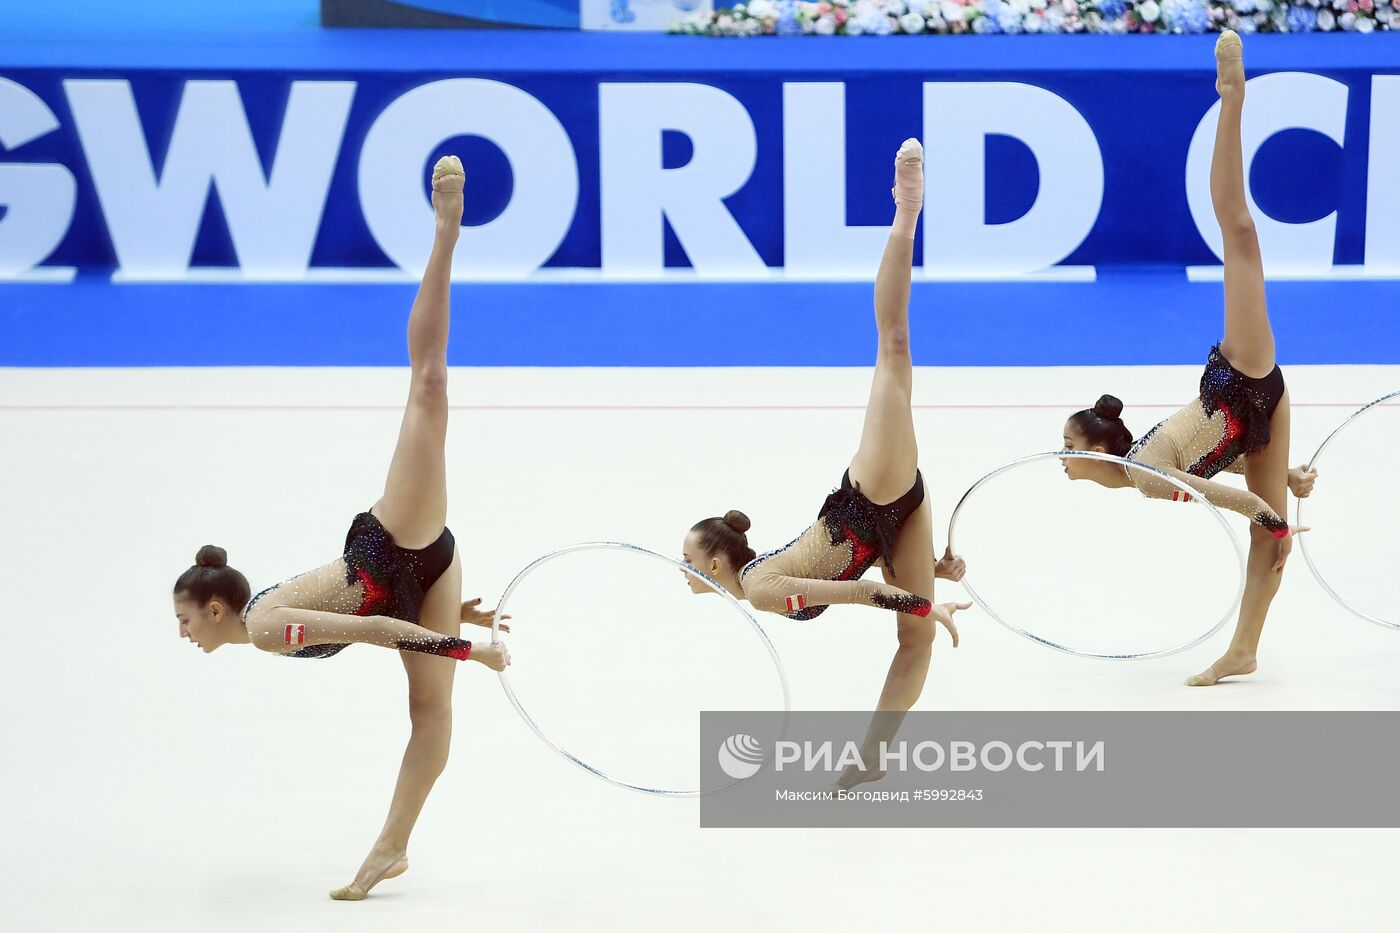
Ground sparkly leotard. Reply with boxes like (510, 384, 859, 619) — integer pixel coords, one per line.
(1126, 344, 1288, 535)
(243, 511, 457, 659)
(740, 471, 933, 621)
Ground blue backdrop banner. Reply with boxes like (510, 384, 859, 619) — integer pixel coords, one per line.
(2, 31, 1398, 365)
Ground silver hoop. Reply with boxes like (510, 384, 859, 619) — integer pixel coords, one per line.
(492, 541, 791, 797)
(946, 450, 1247, 660)
(1297, 390, 1400, 630)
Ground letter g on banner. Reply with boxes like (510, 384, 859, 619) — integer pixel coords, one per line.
(359, 79, 579, 277)
(0, 78, 77, 276)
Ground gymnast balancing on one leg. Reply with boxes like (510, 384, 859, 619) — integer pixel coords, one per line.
(682, 139, 969, 788)
(1059, 31, 1318, 687)
(171, 156, 510, 899)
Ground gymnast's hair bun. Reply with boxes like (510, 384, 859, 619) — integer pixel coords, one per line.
(723, 510, 752, 535)
(195, 545, 228, 568)
(1093, 394, 1124, 422)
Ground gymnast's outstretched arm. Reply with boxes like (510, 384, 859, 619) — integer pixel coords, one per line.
(1132, 465, 1289, 537)
(246, 605, 479, 660)
(748, 573, 934, 618)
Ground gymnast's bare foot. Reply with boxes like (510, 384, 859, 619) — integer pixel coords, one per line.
(1185, 652, 1257, 687)
(833, 765, 887, 793)
(1215, 29, 1244, 100)
(431, 154, 465, 234)
(330, 846, 409, 901)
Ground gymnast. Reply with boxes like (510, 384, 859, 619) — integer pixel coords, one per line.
(682, 139, 969, 789)
(171, 156, 508, 899)
(1059, 32, 1318, 687)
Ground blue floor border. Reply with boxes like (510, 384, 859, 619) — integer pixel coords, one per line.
(2, 272, 1395, 367)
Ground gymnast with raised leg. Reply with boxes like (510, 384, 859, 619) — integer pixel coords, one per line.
(1059, 31, 1318, 687)
(682, 139, 969, 789)
(171, 156, 509, 899)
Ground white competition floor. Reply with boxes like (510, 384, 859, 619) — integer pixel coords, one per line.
(2, 363, 1398, 932)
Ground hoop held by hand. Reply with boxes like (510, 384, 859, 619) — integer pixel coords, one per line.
(491, 541, 791, 797)
(1297, 390, 1400, 631)
(946, 451, 1247, 661)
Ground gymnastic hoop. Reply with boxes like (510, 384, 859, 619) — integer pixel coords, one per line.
(946, 450, 1248, 660)
(1297, 390, 1400, 631)
(491, 541, 791, 797)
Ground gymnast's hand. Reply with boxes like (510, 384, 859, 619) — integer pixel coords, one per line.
(928, 601, 972, 648)
(1288, 466, 1318, 499)
(461, 597, 510, 633)
(934, 547, 966, 583)
(1272, 526, 1310, 573)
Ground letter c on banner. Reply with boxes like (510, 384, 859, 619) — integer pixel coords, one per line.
(359, 79, 579, 277)
(1186, 72, 1348, 274)
(0, 78, 77, 276)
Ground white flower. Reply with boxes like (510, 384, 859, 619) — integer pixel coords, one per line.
(1045, 6, 1067, 28)
(1030, 0, 1048, 9)
(1255, 0, 1273, 10)
(731, 3, 748, 17)
(747, 0, 776, 17)
(814, 13, 838, 32)
(802, 14, 819, 31)
(1317, 7, 1336, 26)
(1024, 11, 1045, 28)
(1139, 0, 1161, 21)
(942, 0, 967, 20)
(1010, 0, 1032, 13)
(971, 13, 992, 30)
(1356, 12, 1376, 29)
(886, 0, 909, 15)
(1061, 0, 1076, 11)
(900, 10, 927, 29)
(1340, 10, 1357, 27)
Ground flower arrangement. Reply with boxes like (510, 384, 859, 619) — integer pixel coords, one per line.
(668, 0, 1400, 34)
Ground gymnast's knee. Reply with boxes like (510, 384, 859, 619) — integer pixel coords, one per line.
(879, 327, 911, 359)
(1248, 523, 1280, 548)
(408, 699, 452, 732)
(411, 364, 449, 403)
(897, 617, 936, 649)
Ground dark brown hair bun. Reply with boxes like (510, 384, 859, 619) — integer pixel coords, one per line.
(1092, 394, 1124, 421)
(195, 545, 228, 568)
(723, 510, 751, 534)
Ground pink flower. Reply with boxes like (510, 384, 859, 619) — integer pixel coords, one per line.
(818, 2, 832, 12)
(1359, 0, 1373, 10)
(1348, 1, 1358, 9)
(835, 8, 848, 22)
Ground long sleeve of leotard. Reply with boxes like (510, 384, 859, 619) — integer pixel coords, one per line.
(1128, 466, 1286, 536)
(744, 572, 932, 618)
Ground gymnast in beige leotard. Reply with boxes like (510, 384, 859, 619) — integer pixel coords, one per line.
(1059, 32, 1319, 688)
(680, 139, 969, 790)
